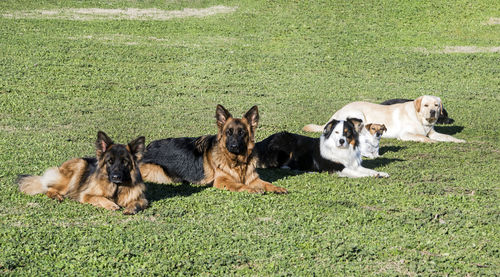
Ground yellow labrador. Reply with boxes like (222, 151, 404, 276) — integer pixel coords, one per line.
(303, 95, 465, 143)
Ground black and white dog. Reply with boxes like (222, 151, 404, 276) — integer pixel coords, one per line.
(255, 118, 389, 178)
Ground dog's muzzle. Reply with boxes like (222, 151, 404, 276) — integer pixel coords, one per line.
(110, 173, 123, 184)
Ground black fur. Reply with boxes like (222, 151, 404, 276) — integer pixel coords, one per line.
(380, 98, 454, 124)
(141, 136, 216, 184)
(255, 132, 345, 173)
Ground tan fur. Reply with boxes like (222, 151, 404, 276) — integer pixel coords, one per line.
(303, 95, 465, 143)
(366, 123, 387, 136)
(139, 163, 173, 184)
(414, 96, 423, 113)
(140, 105, 287, 194)
(19, 134, 148, 214)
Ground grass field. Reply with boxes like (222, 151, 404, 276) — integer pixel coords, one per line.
(1, 0, 499, 275)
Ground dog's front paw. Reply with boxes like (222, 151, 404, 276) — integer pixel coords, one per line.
(376, 172, 390, 178)
(105, 202, 120, 211)
(268, 185, 288, 194)
(123, 208, 137, 215)
(456, 138, 466, 143)
(243, 186, 265, 194)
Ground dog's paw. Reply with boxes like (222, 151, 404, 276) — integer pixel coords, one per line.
(244, 186, 265, 194)
(270, 186, 288, 194)
(455, 138, 466, 143)
(105, 202, 121, 211)
(122, 208, 137, 215)
(376, 172, 390, 178)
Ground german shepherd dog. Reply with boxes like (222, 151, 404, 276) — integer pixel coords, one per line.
(18, 131, 148, 215)
(140, 105, 288, 194)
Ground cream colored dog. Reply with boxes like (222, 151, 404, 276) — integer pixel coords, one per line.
(303, 95, 465, 143)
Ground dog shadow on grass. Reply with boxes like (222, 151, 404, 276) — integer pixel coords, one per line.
(379, 145, 406, 155)
(434, 125, 464, 135)
(257, 168, 304, 183)
(362, 157, 404, 169)
(145, 182, 208, 203)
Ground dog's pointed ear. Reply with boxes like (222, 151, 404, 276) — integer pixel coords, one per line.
(128, 136, 146, 161)
(347, 117, 363, 133)
(381, 124, 387, 132)
(244, 105, 259, 132)
(414, 96, 423, 113)
(215, 104, 232, 130)
(364, 123, 372, 131)
(96, 131, 114, 158)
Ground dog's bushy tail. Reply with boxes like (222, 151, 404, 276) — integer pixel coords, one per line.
(302, 124, 324, 132)
(17, 167, 60, 195)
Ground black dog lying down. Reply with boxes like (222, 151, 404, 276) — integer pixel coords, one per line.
(380, 98, 454, 124)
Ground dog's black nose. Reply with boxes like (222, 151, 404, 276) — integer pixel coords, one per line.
(110, 174, 122, 183)
(339, 139, 345, 145)
(430, 110, 436, 117)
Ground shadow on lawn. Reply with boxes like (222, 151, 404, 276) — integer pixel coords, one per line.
(434, 125, 465, 135)
(257, 168, 304, 183)
(379, 145, 406, 155)
(145, 182, 208, 203)
(362, 157, 404, 169)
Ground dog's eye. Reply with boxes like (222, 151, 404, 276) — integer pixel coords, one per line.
(237, 129, 244, 136)
(226, 129, 233, 136)
(107, 158, 113, 164)
(335, 131, 339, 134)
(123, 159, 129, 166)
(424, 104, 429, 107)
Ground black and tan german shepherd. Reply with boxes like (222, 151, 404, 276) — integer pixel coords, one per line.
(18, 131, 148, 215)
(140, 105, 287, 194)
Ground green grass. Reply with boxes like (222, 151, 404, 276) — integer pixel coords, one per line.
(1, 0, 499, 275)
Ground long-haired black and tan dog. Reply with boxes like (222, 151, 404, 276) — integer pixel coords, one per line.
(140, 105, 287, 194)
(18, 131, 148, 215)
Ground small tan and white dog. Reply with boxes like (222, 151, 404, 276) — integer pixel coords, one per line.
(303, 95, 465, 143)
(359, 123, 386, 158)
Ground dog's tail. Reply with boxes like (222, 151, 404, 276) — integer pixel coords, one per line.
(17, 167, 61, 195)
(302, 123, 324, 132)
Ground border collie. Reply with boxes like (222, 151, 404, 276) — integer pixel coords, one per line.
(256, 118, 389, 178)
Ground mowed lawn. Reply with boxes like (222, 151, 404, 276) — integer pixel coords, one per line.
(1, 0, 499, 275)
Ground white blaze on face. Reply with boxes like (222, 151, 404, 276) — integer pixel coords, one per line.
(323, 121, 349, 148)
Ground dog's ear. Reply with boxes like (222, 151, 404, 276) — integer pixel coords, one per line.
(128, 136, 146, 161)
(414, 96, 423, 113)
(96, 131, 114, 158)
(323, 120, 336, 135)
(381, 124, 387, 132)
(215, 104, 232, 130)
(437, 97, 444, 116)
(243, 105, 259, 132)
(365, 123, 372, 131)
(347, 117, 363, 133)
